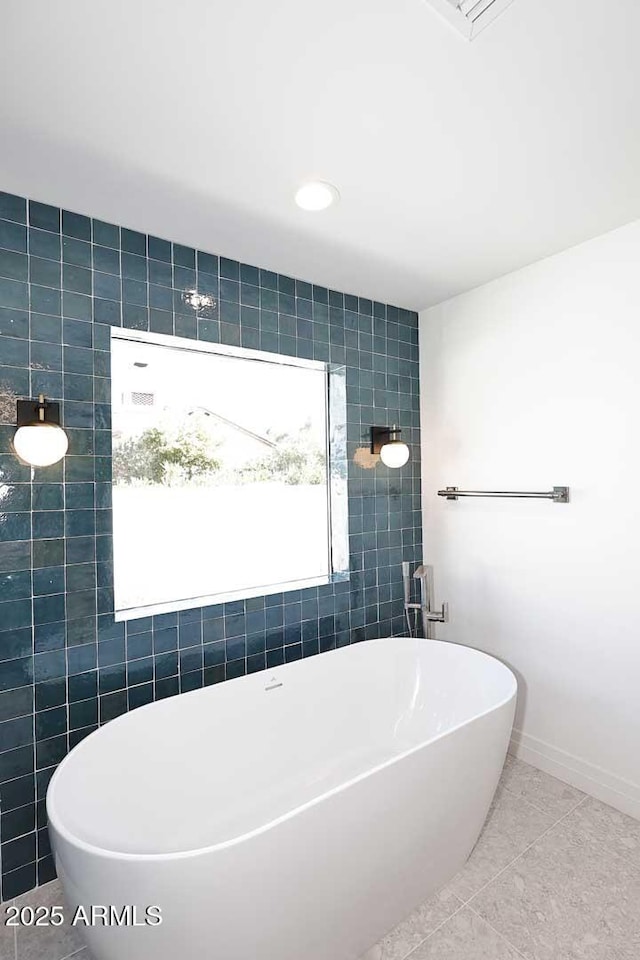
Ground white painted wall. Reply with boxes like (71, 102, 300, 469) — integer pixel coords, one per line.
(420, 219, 640, 818)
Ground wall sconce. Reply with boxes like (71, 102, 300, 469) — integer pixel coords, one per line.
(13, 395, 69, 467)
(370, 425, 410, 468)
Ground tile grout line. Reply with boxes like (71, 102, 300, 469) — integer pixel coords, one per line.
(401, 896, 469, 960)
(460, 794, 589, 908)
(400, 794, 589, 960)
(498, 776, 586, 818)
(461, 790, 640, 959)
(497, 779, 574, 822)
(466, 901, 529, 959)
(60, 948, 87, 960)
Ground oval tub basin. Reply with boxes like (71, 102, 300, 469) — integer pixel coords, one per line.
(47, 637, 517, 960)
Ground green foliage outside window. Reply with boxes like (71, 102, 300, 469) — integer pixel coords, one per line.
(113, 422, 325, 486)
(113, 426, 221, 485)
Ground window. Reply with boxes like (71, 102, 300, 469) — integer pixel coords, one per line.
(110, 329, 348, 620)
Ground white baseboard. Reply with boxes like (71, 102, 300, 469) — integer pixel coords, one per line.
(509, 728, 640, 821)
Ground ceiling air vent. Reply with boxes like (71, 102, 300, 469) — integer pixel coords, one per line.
(423, 0, 516, 39)
(130, 391, 155, 407)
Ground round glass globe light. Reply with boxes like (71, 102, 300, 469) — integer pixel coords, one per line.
(295, 181, 340, 211)
(13, 423, 69, 467)
(380, 440, 410, 468)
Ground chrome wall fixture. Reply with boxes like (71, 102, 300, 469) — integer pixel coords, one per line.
(402, 562, 449, 640)
(438, 486, 570, 503)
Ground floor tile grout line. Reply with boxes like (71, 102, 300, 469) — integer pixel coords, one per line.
(498, 778, 587, 819)
(462, 794, 585, 912)
(466, 902, 529, 959)
(515, 789, 640, 877)
(460, 794, 589, 910)
(60, 947, 87, 960)
(398, 794, 590, 960)
(401, 897, 469, 960)
(498, 781, 561, 819)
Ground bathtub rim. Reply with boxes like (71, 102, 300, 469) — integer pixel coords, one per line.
(47, 638, 517, 863)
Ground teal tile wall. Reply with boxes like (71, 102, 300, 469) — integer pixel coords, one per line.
(0, 190, 422, 899)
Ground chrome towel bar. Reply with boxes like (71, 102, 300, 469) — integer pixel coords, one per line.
(438, 486, 569, 503)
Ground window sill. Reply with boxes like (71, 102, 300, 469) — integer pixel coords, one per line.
(114, 574, 340, 623)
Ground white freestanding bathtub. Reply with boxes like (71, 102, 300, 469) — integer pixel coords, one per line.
(47, 638, 516, 960)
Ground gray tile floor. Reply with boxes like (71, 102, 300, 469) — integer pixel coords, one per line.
(1, 757, 638, 960)
(368, 756, 640, 960)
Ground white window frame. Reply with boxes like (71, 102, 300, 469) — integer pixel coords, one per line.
(110, 328, 349, 621)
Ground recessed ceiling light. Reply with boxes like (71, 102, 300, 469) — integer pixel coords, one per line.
(295, 181, 340, 212)
(182, 289, 216, 310)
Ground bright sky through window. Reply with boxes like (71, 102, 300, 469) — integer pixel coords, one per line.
(111, 331, 332, 619)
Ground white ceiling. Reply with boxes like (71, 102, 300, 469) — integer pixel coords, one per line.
(1, 0, 639, 309)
